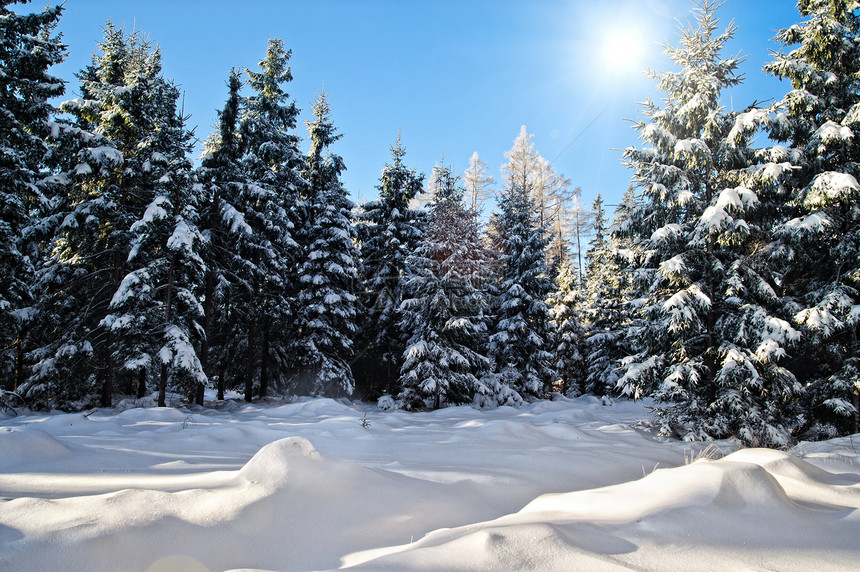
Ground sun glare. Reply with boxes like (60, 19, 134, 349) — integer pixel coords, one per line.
(603, 25, 644, 74)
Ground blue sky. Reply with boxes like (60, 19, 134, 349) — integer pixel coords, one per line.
(52, 0, 801, 211)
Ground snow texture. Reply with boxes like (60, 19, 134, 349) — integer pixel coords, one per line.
(0, 396, 857, 571)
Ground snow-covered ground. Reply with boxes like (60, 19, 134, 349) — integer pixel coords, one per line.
(1, 395, 858, 572)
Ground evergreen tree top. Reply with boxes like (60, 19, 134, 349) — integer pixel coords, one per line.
(376, 133, 424, 207)
(244, 37, 298, 130)
(427, 161, 464, 213)
(245, 38, 293, 103)
(306, 89, 342, 167)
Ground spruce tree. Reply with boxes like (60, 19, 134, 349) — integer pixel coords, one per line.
(355, 136, 424, 398)
(764, 0, 860, 436)
(290, 90, 360, 397)
(30, 24, 193, 408)
(617, 1, 801, 446)
(196, 69, 248, 402)
(547, 259, 585, 396)
(398, 163, 492, 409)
(580, 193, 635, 395)
(488, 131, 558, 401)
(0, 1, 66, 393)
(236, 38, 305, 401)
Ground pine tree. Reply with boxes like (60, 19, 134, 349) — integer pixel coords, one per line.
(0, 1, 66, 393)
(398, 162, 492, 409)
(579, 194, 630, 395)
(86, 30, 206, 407)
(488, 132, 558, 401)
(764, 0, 860, 436)
(196, 69, 248, 402)
(29, 23, 196, 408)
(616, 1, 801, 446)
(547, 259, 585, 396)
(290, 90, 360, 397)
(354, 135, 424, 398)
(236, 38, 305, 401)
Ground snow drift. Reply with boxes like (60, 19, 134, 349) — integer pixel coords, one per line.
(0, 396, 857, 571)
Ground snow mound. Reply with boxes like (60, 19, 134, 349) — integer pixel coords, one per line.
(0, 427, 71, 465)
(341, 448, 860, 571)
(237, 436, 320, 485)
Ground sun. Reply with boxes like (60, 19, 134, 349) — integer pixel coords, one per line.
(603, 25, 645, 74)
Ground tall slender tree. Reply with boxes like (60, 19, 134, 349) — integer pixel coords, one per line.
(0, 0, 66, 393)
(290, 90, 360, 396)
(196, 69, 248, 402)
(236, 38, 305, 401)
(578, 194, 631, 395)
(462, 151, 494, 220)
(488, 130, 558, 401)
(355, 135, 424, 398)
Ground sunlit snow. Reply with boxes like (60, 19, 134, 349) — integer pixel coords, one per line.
(1, 396, 858, 571)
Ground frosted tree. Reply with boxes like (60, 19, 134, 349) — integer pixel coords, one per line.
(762, 0, 860, 436)
(547, 259, 585, 396)
(565, 191, 592, 289)
(30, 24, 199, 407)
(578, 194, 633, 395)
(196, 69, 248, 402)
(0, 1, 66, 393)
(616, 1, 801, 446)
(235, 38, 305, 401)
(290, 91, 360, 397)
(501, 125, 573, 273)
(398, 163, 492, 409)
(488, 136, 557, 401)
(462, 151, 494, 218)
(354, 136, 424, 398)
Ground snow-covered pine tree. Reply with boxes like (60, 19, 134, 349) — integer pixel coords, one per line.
(0, 1, 66, 392)
(398, 162, 492, 409)
(578, 194, 631, 395)
(354, 135, 424, 398)
(764, 0, 860, 436)
(100, 60, 206, 407)
(30, 23, 195, 408)
(488, 130, 558, 402)
(547, 259, 585, 396)
(236, 38, 305, 401)
(290, 90, 360, 397)
(616, 1, 801, 446)
(196, 69, 249, 402)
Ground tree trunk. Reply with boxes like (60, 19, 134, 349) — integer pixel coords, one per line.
(100, 357, 114, 408)
(203, 268, 216, 391)
(136, 368, 147, 399)
(259, 313, 271, 399)
(13, 328, 24, 392)
(158, 363, 167, 407)
(244, 301, 258, 403)
(218, 360, 226, 402)
(159, 254, 177, 407)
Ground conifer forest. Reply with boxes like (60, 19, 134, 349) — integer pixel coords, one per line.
(2, 0, 860, 450)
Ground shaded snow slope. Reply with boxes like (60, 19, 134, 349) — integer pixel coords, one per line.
(0, 396, 857, 571)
